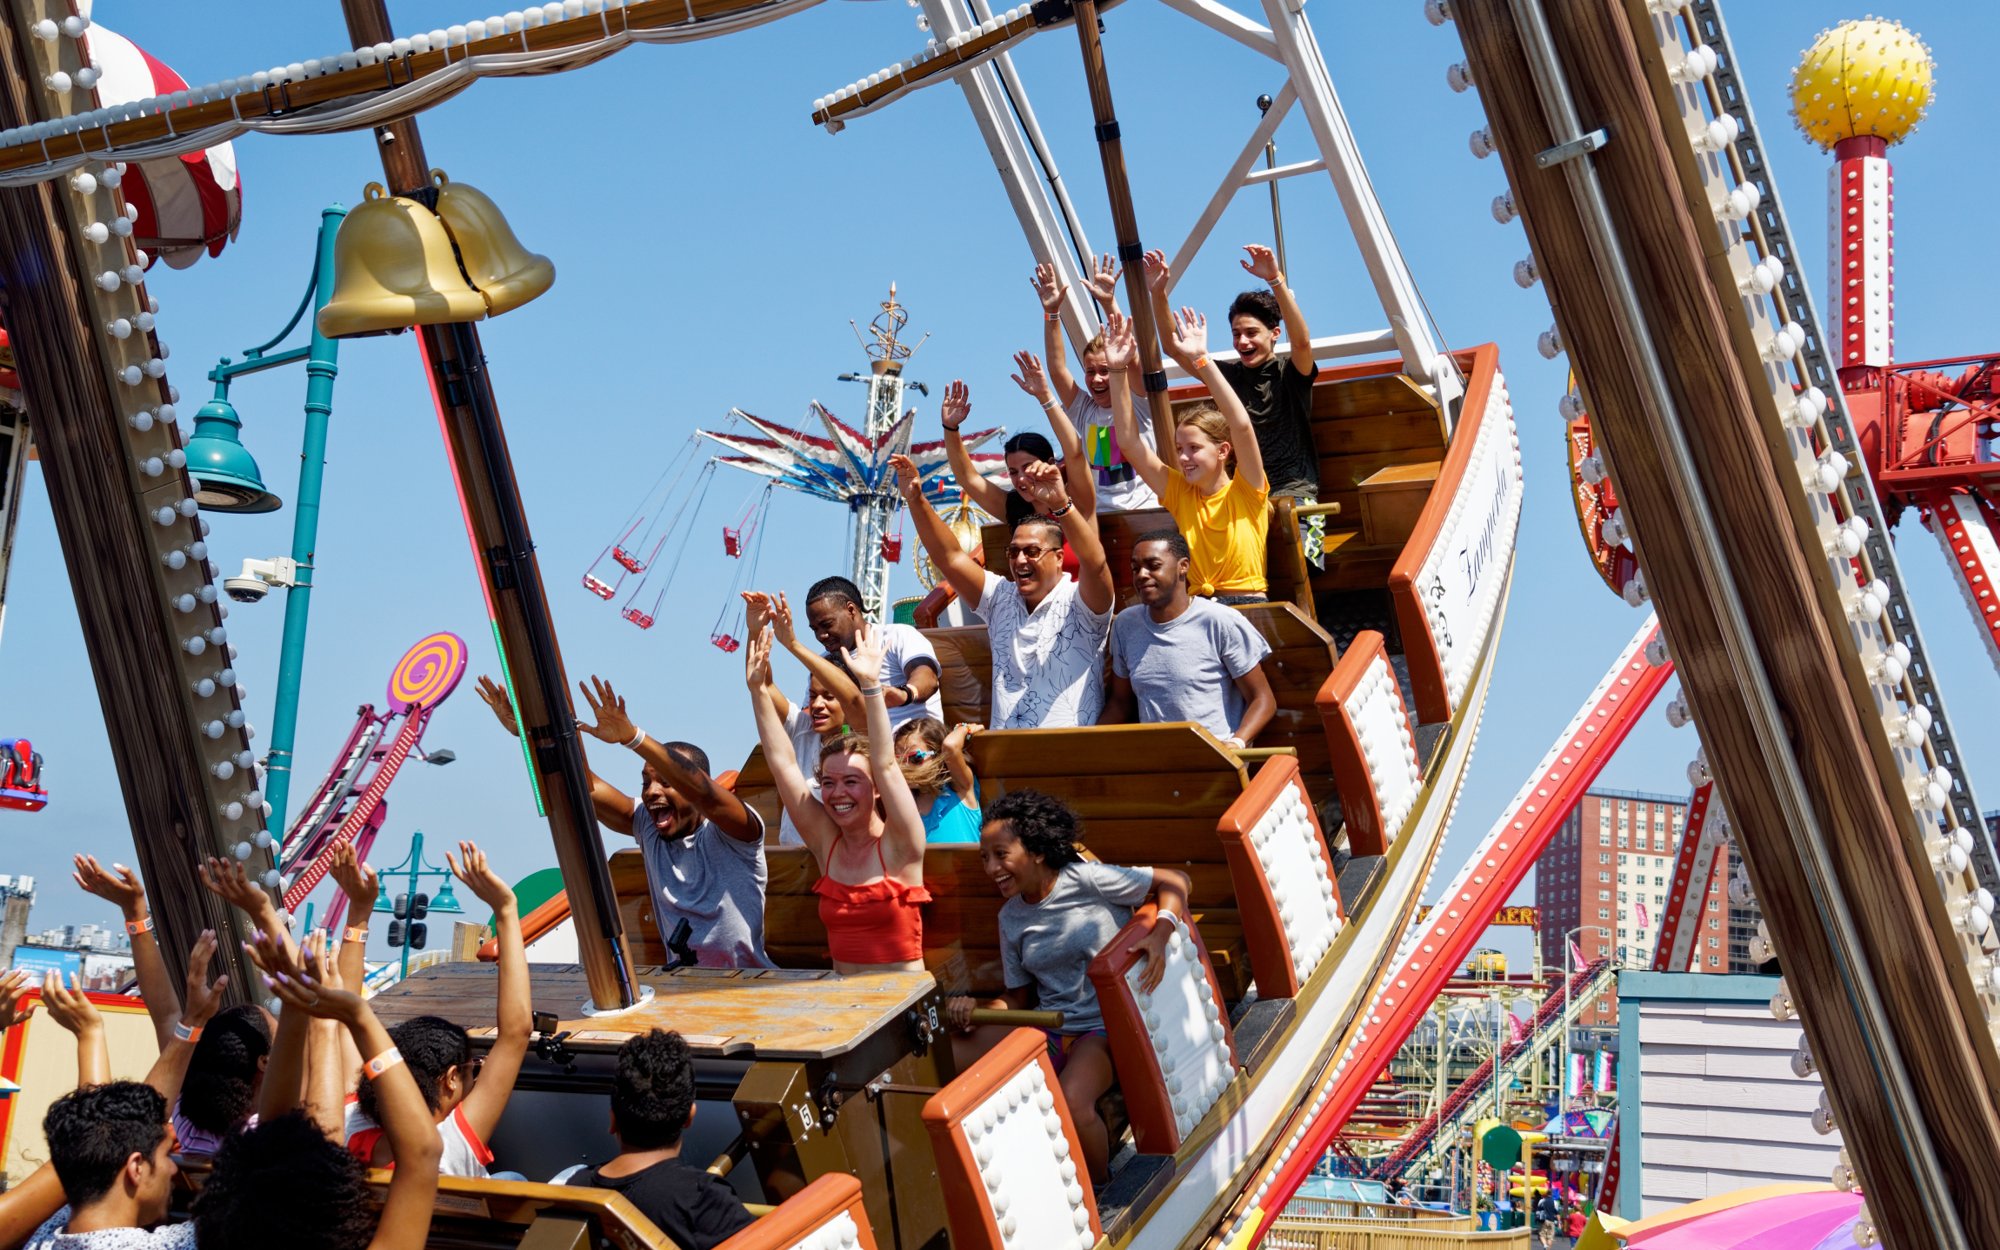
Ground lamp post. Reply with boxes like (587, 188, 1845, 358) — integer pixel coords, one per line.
(187, 205, 347, 844)
(370, 829, 463, 984)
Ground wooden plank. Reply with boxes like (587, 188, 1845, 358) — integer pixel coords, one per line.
(1309, 371, 1441, 423)
(1454, 2, 2000, 1239)
(972, 724, 1247, 779)
(1309, 410, 1449, 456)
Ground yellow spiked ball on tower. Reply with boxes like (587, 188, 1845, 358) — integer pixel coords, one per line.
(1788, 17, 1935, 152)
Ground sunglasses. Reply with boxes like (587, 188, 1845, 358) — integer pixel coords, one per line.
(900, 749, 938, 764)
(1006, 545, 1056, 561)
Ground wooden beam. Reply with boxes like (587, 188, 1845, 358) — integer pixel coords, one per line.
(1451, 1, 2000, 1242)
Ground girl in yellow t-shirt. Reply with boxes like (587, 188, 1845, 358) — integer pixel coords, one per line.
(1104, 309, 1269, 601)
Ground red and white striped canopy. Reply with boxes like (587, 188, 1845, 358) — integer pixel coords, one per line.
(80, 21, 242, 270)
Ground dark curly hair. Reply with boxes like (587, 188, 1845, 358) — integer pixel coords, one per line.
(610, 1030, 696, 1151)
(982, 789, 1086, 868)
(178, 1006, 271, 1140)
(354, 1014, 466, 1123)
(44, 1081, 168, 1206)
(194, 1112, 376, 1250)
(1227, 289, 1281, 330)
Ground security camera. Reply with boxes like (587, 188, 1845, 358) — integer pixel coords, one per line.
(224, 574, 269, 603)
(224, 556, 298, 604)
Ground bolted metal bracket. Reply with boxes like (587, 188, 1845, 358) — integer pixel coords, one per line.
(1535, 127, 1611, 169)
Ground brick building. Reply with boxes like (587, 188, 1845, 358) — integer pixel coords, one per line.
(1535, 787, 1740, 1028)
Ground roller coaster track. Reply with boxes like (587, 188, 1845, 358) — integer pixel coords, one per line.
(1376, 958, 1617, 1180)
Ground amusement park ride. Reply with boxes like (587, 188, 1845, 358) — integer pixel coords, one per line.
(0, 1, 1992, 1249)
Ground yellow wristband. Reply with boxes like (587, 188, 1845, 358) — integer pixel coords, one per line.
(364, 1047, 405, 1081)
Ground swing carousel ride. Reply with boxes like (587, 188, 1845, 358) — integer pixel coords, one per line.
(0, 0, 1993, 1248)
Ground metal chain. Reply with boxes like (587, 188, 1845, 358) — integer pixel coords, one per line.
(1689, 0, 1997, 898)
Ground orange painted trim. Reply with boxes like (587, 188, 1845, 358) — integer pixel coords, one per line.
(714, 1172, 878, 1250)
(1313, 630, 1409, 858)
(0, 989, 147, 1151)
(1087, 905, 1238, 1156)
(1388, 343, 1501, 724)
(921, 1027, 1103, 1250)
(1213, 755, 1341, 1000)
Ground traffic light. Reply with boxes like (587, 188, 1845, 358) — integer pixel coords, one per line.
(388, 892, 431, 949)
(407, 921, 427, 950)
(387, 919, 406, 947)
(410, 892, 430, 921)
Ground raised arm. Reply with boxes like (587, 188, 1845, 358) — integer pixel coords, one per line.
(738, 592, 795, 720)
(73, 856, 177, 1047)
(578, 676, 760, 844)
(478, 674, 633, 831)
(1018, 462, 1115, 615)
(894, 453, 988, 605)
(1177, 307, 1268, 494)
(757, 590, 864, 727)
(446, 843, 528, 1143)
(328, 842, 378, 999)
(142, 932, 226, 1105)
(1101, 311, 1169, 496)
(41, 972, 107, 1087)
(1143, 251, 1193, 370)
(841, 625, 928, 869)
(1012, 351, 1097, 521)
(1034, 264, 1080, 407)
(942, 723, 980, 808)
(746, 627, 840, 858)
(201, 856, 297, 964)
(1242, 245, 1312, 373)
(940, 382, 1007, 517)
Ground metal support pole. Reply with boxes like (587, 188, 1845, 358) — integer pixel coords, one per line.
(262, 204, 345, 841)
(1070, 0, 1175, 443)
(341, 0, 635, 1010)
(1258, 93, 1287, 277)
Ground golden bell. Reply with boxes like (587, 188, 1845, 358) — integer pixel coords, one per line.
(430, 169, 555, 318)
(316, 183, 488, 339)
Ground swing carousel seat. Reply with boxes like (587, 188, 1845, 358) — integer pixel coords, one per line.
(582, 574, 617, 600)
(0, 740, 45, 812)
(710, 632, 741, 653)
(611, 546, 645, 574)
(723, 527, 742, 558)
(881, 535, 903, 561)
(621, 608, 655, 630)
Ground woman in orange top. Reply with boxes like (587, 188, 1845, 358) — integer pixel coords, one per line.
(748, 618, 930, 973)
(1104, 308, 1270, 602)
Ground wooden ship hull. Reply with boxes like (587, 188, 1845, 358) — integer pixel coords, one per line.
(372, 342, 1523, 1250)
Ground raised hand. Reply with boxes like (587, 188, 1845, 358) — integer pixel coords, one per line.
(939, 380, 971, 433)
(1240, 243, 1282, 285)
(889, 453, 924, 503)
(73, 855, 147, 919)
(328, 842, 379, 917)
(1170, 306, 1210, 363)
(200, 855, 271, 915)
(1032, 262, 1065, 313)
(577, 675, 637, 745)
(744, 623, 775, 692)
(1084, 252, 1121, 306)
(771, 591, 801, 650)
(1102, 309, 1138, 372)
(245, 930, 362, 1024)
(42, 971, 102, 1037)
(1143, 249, 1172, 294)
(741, 590, 775, 641)
(474, 675, 521, 736)
(841, 621, 888, 688)
(1017, 460, 1070, 513)
(1009, 351, 1052, 403)
(0, 970, 36, 1030)
(944, 722, 979, 752)
(445, 841, 515, 912)
(180, 931, 227, 1030)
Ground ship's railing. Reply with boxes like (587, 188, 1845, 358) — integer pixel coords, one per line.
(921, 1027, 1104, 1250)
(1315, 630, 1424, 857)
(1281, 1195, 1478, 1228)
(1216, 755, 1346, 1000)
(1089, 903, 1240, 1154)
(1264, 1221, 1530, 1250)
(1388, 343, 1522, 724)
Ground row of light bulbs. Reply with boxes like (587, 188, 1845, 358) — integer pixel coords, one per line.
(27, 10, 283, 906)
(812, 5, 1039, 122)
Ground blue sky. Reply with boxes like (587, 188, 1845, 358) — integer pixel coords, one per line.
(3, 2, 1994, 970)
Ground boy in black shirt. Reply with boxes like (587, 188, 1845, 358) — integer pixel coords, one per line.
(1147, 243, 1326, 564)
(565, 1031, 751, 1249)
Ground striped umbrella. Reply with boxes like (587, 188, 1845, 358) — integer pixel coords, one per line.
(78, 20, 242, 269)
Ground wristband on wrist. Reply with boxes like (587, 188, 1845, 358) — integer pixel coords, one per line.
(1044, 311, 1060, 322)
(343, 925, 370, 944)
(857, 685, 884, 699)
(1048, 501, 1074, 520)
(172, 1020, 202, 1044)
(623, 727, 648, 752)
(125, 916, 154, 937)
(364, 1047, 405, 1081)
(1194, 354, 1211, 371)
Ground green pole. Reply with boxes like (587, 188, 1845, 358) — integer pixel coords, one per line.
(263, 205, 347, 842)
(400, 829, 422, 984)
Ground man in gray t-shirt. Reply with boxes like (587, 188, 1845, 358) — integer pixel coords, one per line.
(1100, 531, 1276, 747)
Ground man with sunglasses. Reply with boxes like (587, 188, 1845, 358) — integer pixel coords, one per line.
(894, 453, 1115, 728)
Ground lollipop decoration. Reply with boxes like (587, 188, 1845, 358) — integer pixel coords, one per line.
(387, 631, 468, 710)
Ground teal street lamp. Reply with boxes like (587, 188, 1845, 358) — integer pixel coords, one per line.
(371, 830, 464, 983)
(184, 387, 280, 513)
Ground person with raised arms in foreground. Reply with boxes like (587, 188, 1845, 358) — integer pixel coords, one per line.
(894, 451, 1117, 728)
(1100, 530, 1276, 749)
(944, 789, 1190, 1186)
(475, 673, 770, 968)
(1104, 307, 1271, 603)
(748, 620, 931, 974)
